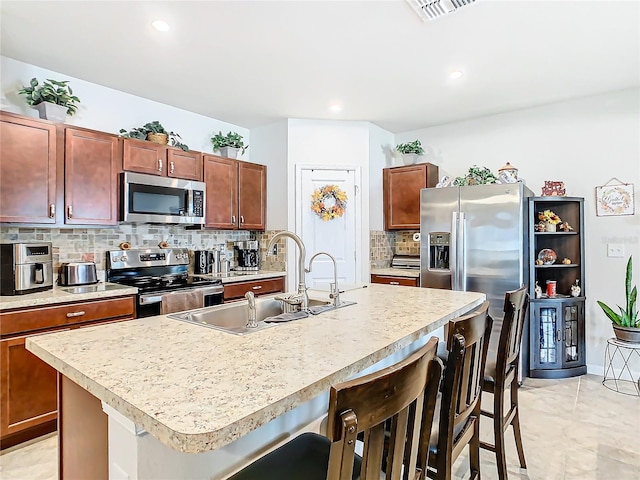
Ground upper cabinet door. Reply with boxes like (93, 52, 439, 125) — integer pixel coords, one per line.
(203, 155, 238, 229)
(0, 113, 57, 223)
(167, 148, 202, 181)
(383, 163, 439, 230)
(238, 162, 266, 231)
(64, 128, 120, 225)
(122, 138, 167, 176)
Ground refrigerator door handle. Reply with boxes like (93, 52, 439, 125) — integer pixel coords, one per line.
(450, 211, 458, 290)
(458, 212, 466, 291)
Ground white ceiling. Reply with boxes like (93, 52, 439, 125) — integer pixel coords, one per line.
(1, 1, 638, 133)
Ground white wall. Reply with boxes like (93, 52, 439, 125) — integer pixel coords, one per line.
(368, 123, 396, 231)
(395, 88, 640, 373)
(1, 56, 249, 157)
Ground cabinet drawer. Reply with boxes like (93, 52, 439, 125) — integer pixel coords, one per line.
(0, 296, 136, 336)
(370, 275, 419, 287)
(224, 278, 285, 301)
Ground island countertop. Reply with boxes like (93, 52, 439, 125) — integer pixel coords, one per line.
(27, 285, 484, 454)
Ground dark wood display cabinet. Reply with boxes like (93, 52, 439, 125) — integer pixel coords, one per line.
(203, 155, 267, 231)
(122, 137, 202, 181)
(528, 196, 587, 378)
(383, 163, 439, 230)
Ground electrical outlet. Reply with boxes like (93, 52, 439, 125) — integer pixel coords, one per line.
(607, 244, 625, 258)
(271, 244, 278, 256)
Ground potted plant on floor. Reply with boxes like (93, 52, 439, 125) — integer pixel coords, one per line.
(18, 77, 81, 123)
(395, 139, 425, 165)
(211, 131, 248, 158)
(119, 121, 189, 151)
(597, 256, 639, 343)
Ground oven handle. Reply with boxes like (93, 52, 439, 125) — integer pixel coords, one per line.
(139, 285, 224, 305)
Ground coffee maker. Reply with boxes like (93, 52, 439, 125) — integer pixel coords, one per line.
(192, 249, 213, 275)
(234, 241, 259, 271)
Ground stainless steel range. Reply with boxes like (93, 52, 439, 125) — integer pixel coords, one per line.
(106, 248, 223, 318)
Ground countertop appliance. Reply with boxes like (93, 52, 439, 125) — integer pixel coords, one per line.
(121, 172, 206, 225)
(420, 183, 532, 371)
(106, 248, 223, 318)
(0, 242, 53, 295)
(390, 254, 420, 270)
(234, 240, 259, 271)
(59, 262, 98, 286)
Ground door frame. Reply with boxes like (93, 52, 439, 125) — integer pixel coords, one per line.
(294, 164, 363, 292)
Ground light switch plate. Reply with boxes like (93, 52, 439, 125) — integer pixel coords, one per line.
(607, 244, 625, 258)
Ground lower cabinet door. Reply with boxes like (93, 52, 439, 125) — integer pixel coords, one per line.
(0, 335, 58, 439)
(370, 274, 419, 287)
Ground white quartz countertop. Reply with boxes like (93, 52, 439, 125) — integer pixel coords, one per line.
(371, 267, 420, 278)
(206, 270, 286, 284)
(27, 285, 484, 454)
(0, 283, 138, 311)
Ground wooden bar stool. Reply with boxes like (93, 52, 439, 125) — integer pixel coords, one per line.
(480, 287, 529, 479)
(419, 301, 492, 480)
(228, 336, 443, 480)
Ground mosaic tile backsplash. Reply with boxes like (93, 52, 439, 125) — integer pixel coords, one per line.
(369, 230, 420, 268)
(0, 225, 287, 282)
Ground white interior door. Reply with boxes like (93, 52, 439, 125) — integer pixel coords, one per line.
(296, 167, 358, 290)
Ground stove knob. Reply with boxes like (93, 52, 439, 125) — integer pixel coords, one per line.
(120, 255, 128, 262)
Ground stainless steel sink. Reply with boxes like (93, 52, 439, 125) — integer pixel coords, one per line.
(167, 296, 356, 335)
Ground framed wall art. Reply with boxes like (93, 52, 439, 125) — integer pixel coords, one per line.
(595, 179, 635, 216)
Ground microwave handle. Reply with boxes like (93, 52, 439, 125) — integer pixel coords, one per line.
(187, 189, 194, 216)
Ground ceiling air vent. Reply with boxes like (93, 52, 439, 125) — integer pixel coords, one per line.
(407, 0, 477, 22)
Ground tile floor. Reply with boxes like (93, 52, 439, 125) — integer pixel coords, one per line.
(0, 374, 638, 480)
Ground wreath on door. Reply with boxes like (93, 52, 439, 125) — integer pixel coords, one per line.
(311, 184, 348, 221)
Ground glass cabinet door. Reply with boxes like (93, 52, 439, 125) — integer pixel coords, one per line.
(562, 301, 585, 368)
(534, 304, 562, 370)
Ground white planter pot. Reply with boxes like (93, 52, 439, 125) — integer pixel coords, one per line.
(402, 153, 421, 165)
(219, 146, 239, 159)
(35, 102, 68, 123)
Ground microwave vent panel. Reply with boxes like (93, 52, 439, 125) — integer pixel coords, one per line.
(407, 0, 477, 22)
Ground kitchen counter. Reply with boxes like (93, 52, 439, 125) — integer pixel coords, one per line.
(27, 285, 483, 458)
(0, 283, 138, 311)
(371, 267, 420, 278)
(207, 269, 286, 284)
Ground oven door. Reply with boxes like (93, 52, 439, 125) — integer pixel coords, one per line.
(121, 172, 205, 224)
(137, 285, 224, 318)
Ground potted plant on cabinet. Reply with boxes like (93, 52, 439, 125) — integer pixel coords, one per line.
(18, 77, 81, 123)
(597, 256, 639, 343)
(119, 121, 189, 151)
(211, 131, 248, 158)
(395, 139, 425, 165)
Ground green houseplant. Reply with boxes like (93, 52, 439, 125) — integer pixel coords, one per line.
(395, 140, 424, 165)
(211, 131, 248, 158)
(119, 121, 189, 151)
(597, 256, 639, 342)
(18, 77, 81, 122)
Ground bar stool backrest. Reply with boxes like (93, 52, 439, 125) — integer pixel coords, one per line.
(499, 287, 529, 380)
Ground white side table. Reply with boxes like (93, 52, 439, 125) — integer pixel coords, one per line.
(603, 338, 640, 396)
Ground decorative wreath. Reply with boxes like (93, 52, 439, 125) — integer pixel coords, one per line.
(311, 184, 348, 221)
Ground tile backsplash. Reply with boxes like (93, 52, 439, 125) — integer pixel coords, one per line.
(0, 225, 287, 281)
(369, 230, 420, 268)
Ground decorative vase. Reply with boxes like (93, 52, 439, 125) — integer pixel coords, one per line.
(613, 325, 640, 343)
(35, 102, 67, 123)
(147, 133, 168, 145)
(219, 146, 239, 159)
(545, 222, 556, 232)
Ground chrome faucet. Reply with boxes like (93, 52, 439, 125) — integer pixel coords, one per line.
(267, 231, 308, 310)
(306, 251, 341, 308)
(245, 291, 258, 328)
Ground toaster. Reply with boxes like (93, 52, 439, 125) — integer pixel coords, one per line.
(59, 262, 98, 286)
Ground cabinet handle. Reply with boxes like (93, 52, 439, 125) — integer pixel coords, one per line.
(170, 161, 175, 174)
(232, 215, 236, 224)
(66, 311, 86, 318)
(252, 285, 262, 290)
(158, 158, 163, 171)
(390, 281, 400, 285)
(240, 215, 245, 224)
(67, 205, 73, 219)
(49, 204, 56, 218)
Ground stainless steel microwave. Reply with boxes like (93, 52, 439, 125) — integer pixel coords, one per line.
(121, 172, 206, 224)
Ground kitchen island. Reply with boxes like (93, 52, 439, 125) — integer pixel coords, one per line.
(27, 284, 484, 479)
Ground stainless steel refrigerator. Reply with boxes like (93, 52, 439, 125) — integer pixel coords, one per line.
(420, 183, 533, 325)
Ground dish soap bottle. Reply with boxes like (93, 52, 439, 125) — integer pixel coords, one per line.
(570, 279, 581, 297)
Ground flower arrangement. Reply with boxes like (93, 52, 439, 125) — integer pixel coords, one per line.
(538, 210, 561, 225)
(311, 185, 348, 221)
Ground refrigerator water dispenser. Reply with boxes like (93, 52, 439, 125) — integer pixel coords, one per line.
(428, 233, 450, 270)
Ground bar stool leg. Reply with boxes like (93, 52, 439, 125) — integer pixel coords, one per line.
(511, 378, 527, 469)
(493, 387, 507, 480)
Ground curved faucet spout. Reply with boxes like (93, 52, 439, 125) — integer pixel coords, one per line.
(306, 251, 340, 308)
(267, 231, 308, 309)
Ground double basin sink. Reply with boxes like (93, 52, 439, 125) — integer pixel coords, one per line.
(168, 296, 355, 335)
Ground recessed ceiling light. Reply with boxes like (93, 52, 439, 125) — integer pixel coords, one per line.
(329, 103, 342, 113)
(449, 70, 464, 80)
(152, 20, 170, 32)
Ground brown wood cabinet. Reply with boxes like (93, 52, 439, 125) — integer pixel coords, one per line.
(203, 155, 267, 230)
(0, 295, 135, 449)
(370, 274, 419, 287)
(65, 127, 120, 225)
(383, 163, 439, 230)
(223, 277, 285, 301)
(0, 112, 57, 223)
(122, 138, 202, 181)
